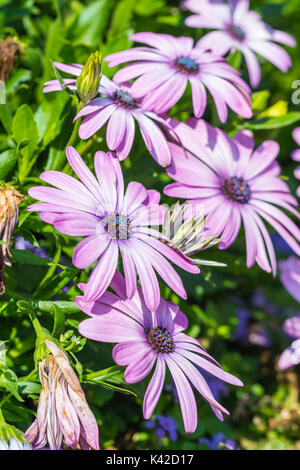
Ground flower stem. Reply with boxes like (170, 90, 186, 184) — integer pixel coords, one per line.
(0, 408, 6, 425)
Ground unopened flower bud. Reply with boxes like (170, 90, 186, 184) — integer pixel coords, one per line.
(76, 51, 102, 104)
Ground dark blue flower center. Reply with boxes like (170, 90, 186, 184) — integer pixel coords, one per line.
(227, 24, 246, 41)
(114, 90, 137, 109)
(147, 326, 174, 354)
(222, 177, 251, 204)
(174, 56, 199, 74)
(103, 213, 131, 239)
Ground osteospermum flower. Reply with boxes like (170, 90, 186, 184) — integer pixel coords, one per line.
(164, 118, 300, 274)
(291, 128, 300, 198)
(27, 147, 198, 311)
(0, 186, 24, 295)
(278, 316, 300, 370)
(75, 76, 175, 166)
(279, 257, 300, 303)
(184, 0, 295, 87)
(105, 32, 252, 123)
(25, 339, 99, 450)
(77, 271, 243, 433)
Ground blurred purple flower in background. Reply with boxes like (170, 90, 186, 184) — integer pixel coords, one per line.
(279, 257, 300, 303)
(145, 415, 178, 441)
(278, 316, 300, 370)
(14, 236, 48, 259)
(184, 0, 295, 87)
(105, 32, 252, 123)
(234, 308, 271, 347)
(199, 432, 238, 450)
(291, 128, 300, 198)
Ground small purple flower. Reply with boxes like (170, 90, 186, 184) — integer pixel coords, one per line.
(14, 236, 48, 259)
(28, 147, 199, 312)
(146, 415, 178, 441)
(278, 316, 300, 370)
(164, 118, 300, 274)
(279, 257, 300, 303)
(291, 128, 300, 198)
(184, 0, 295, 87)
(199, 432, 238, 450)
(234, 308, 271, 347)
(105, 32, 252, 123)
(77, 271, 243, 434)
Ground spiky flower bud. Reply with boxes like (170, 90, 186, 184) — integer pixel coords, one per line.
(163, 202, 226, 266)
(76, 51, 102, 104)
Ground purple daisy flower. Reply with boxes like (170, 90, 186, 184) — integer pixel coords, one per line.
(43, 62, 83, 93)
(44, 63, 173, 166)
(77, 271, 243, 434)
(184, 0, 295, 87)
(278, 315, 300, 370)
(105, 32, 252, 123)
(291, 128, 300, 198)
(279, 257, 300, 303)
(74, 76, 174, 166)
(27, 147, 199, 311)
(164, 118, 300, 274)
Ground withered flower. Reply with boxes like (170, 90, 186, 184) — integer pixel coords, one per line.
(25, 339, 99, 450)
(0, 186, 24, 295)
(0, 39, 20, 81)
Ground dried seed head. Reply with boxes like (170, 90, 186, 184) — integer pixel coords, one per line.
(0, 187, 24, 294)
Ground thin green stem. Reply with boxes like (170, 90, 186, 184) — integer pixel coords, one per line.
(0, 407, 6, 425)
(28, 310, 46, 341)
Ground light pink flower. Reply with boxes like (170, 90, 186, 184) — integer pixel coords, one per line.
(75, 76, 175, 166)
(77, 271, 243, 434)
(27, 147, 199, 311)
(164, 118, 300, 274)
(184, 0, 295, 87)
(105, 32, 252, 123)
(25, 339, 99, 450)
(279, 257, 300, 303)
(278, 315, 300, 370)
(43, 62, 83, 93)
(291, 128, 300, 198)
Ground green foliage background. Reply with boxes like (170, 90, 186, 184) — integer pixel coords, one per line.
(0, 0, 300, 450)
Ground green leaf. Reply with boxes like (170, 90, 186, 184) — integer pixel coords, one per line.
(51, 304, 65, 338)
(240, 112, 300, 130)
(35, 300, 80, 315)
(12, 104, 39, 181)
(0, 103, 13, 134)
(17, 381, 41, 395)
(10, 249, 49, 266)
(70, 0, 112, 46)
(0, 149, 18, 179)
(5, 69, 32, 94)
